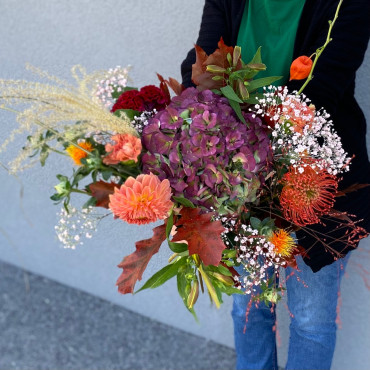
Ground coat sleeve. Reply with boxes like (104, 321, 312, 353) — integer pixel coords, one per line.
(287, 0, 370, 116)
(181, 0, 228, 88)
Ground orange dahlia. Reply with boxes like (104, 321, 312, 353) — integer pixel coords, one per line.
(103, 133, 142, 165)
(109, 173, 173, 225)
(66, 141, 93, 165)
(280, 166, 338, 226)
(269, 229, 296, 257)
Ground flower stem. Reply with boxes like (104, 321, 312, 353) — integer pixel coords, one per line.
(0, 105, 92, 155)
(48, 147, 69, 156)
(70, 188, 89, 195)
(297, 0, 343, 95)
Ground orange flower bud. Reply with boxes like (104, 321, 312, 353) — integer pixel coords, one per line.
(289, 56, 313, 81)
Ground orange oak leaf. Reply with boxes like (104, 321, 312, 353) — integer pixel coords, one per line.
(192, 38, 235, 91)
(206, 38, 235, 69)
(88, 181, 119, 208)
(116, 223, 167, 294)
(171, 208, 226, 266)
(157, 73, 185, 97)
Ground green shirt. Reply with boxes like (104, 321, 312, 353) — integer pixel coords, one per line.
(237, 0, 306, 85)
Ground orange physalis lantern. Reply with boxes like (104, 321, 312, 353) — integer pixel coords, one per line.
(289, 56, 313, 81)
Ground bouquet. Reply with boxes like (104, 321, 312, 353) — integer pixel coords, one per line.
(0, 0, 367, 318)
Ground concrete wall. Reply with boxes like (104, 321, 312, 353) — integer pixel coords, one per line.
(0, 1, 369, 368)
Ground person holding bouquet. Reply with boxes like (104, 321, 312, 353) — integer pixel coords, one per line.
(181, 0, 370, 369)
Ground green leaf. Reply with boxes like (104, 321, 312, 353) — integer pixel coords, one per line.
(226, 52, 232, 66)
(220, 286, 244, 296)
(56, 174, 68, 182)
(246, 63, 266, 71)
(40, 146, 49, 167)
(173, 196, 195, 208)
(249, 46, 263, 65)
(217, 264, 233, 277)
(45, 130, 54, 139)
(250, 217, 261, 230)
(247, 76, 283, 93)
(206, 65, 227, 73)
(113, 109, 140, 121)
(123, 86, 138, 92)
(101, 170, 113, 181)
(111, 86, 138, 100)
(165, 212, 174, 239)
(168, 241, 188, 253)
(228, 99, 246, 125)
(136, 257, 186, 293)
(229, 69, 250, 80)
(262, 217, 275, 228)
(210, 89, 222, 95)
(212, 75, 224, 81)
(83, 197, 97, 209)
(233, 46, 241, 67)
(244, 92, 265, 104)
(220, 85, 243, 103)
(50, 193, 63, 201)
(54, 179, 71, 196)
(254, 151, 261, 164)
(222, 249, 237, 258)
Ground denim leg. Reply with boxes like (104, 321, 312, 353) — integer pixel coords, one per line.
(232, 266, 278, 370)
(285, 254, 350, 370)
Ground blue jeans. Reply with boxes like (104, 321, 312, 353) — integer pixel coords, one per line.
(232, 254, 349, 370)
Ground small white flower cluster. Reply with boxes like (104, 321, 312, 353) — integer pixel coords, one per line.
(55, 206, 100, 249)
(93, 66, 130, 109)
(85, 131, 115, 146)
(252, 86, 351, 175)
(220, 217, 285, 294)
(131, 110, 157, 133)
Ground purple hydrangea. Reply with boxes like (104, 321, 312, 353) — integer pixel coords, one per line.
(141, 88, 271, 213)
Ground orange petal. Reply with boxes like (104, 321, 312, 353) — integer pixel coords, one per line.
(289, 56, 313, 81)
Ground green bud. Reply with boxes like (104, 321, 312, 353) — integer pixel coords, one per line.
(209, 272, 234, 286)
(187, 280, 200, 309)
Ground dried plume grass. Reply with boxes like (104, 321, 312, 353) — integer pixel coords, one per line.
(0, 64, 137, 172)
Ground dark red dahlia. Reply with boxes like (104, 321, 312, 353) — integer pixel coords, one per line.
(111, 90, 145, 112)
(140, 85, 170, 111)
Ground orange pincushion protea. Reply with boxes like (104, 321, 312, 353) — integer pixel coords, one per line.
(268, 229, 296, 257)
(66, 141, 93, 165)
(280, 166, 338, 226)
(109, 173, 173, 225)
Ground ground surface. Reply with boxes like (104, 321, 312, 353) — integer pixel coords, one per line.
(0, 260, 236, 370)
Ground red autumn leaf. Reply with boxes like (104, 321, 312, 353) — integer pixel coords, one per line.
(116, 223, 167, 294)
(156, 73, 171, 102)
(192, 44, 225, 91)
(88, 181, 119, 208)
(191, 44, 208, 84)
(171, 208, 226, 266)
(157, 73, 185, 97)
(167, 77, 185, 96)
